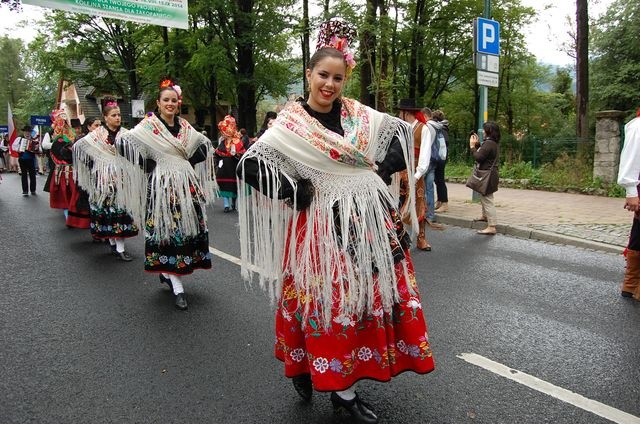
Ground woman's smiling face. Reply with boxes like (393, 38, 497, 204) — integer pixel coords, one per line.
(305, 56, 346, 113)
(157, 89, 179, 119)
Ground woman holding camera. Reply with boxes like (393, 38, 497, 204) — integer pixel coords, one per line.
(470, 121, 500, 235)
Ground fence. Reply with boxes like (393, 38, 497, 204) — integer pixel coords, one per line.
(446, 135, 596, 168)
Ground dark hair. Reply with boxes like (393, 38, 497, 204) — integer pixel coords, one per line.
(432, 110, 445, 122)
(483, 121, 501, 142)
(308, 47, 347, 71)
(158, 86, 178, 100)
(260, 111, 277, 131)
(102, 97, 120, 116)
(83, 116, 101, 133)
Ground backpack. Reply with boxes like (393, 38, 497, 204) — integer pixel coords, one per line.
(429, 125, 447, 161)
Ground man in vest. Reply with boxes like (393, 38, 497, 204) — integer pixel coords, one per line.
(398, 98, 437, 251)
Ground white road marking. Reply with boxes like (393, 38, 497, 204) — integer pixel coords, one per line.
(209, 246, 241, 266)
(457, 353, 640, 424)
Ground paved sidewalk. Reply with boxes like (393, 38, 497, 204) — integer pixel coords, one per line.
(435, 183, 633, 253)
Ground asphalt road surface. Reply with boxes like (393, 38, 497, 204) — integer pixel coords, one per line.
(1, 174, 638, 424)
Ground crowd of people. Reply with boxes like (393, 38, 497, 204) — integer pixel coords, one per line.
(4, 17, 638, 424)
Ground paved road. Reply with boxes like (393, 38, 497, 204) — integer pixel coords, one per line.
(1, 174, 639, 424)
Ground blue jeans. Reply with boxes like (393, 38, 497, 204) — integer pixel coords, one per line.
(424, 164, 436, 221)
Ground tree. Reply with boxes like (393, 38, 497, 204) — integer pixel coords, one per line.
(591, 0, 640, 115)
(0, 36, 28, 123)
(575, 0, 589, 150)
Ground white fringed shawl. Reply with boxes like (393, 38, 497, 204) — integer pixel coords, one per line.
(73, 126, 128, 205)
(238, 98, 418, 328)
(115, 114, 217, 243)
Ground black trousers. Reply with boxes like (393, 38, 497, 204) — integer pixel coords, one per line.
(18, 156, 36, 194)
(434, 159, 448, 203)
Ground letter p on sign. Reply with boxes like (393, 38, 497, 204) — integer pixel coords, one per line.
(475, 17, 500, 56)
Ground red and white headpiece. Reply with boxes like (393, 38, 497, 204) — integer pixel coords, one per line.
(316, 18, 358, 75)
(160, 78, 183, 107)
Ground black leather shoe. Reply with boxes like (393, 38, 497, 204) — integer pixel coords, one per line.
(116, 251, 133, 261)
(292, 374, 312, 402)
(621, 291, 633, 298)
(159, 274, 173, 291)
(223, 207, 230, 213)
(175, 293, 188, 310)
(330, 392, 378, 424)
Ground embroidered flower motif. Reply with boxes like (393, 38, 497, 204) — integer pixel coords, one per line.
(373, 349, 382, 363)
(159, 255, 168, 264)
(329, 148, 340, 160)
(168, 256, 177, 265)
(153, 128, 160, 135)
(407, 297, 422, 309)
(329, 358, 343, 372)
(357, 347, 373, 361)
(407, 345, 420, 358)
(333, 315, 355, 327)
(397, 340, 409, 354)
(290, 348, 305, 363)
(372, 308, 384, 317)
(282, 309, 292, 321)
(312, 357, 329, 373)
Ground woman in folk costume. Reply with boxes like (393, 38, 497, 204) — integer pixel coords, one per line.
(237, 20, 434, 424)
(73, 99, 139, 261)
(45, 109, 89, 227)
(214, 115, 246, 212)
(116, 80, 216, 311)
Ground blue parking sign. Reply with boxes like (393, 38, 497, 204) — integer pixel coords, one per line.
(475, 17, 500, 56)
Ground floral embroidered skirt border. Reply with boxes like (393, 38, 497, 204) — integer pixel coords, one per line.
(274, 250, 435, 392)
(143, 202, 212, 275)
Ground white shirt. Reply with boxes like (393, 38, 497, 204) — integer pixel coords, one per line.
(617, 117, 640, 197)
(414, 120, 434, 179)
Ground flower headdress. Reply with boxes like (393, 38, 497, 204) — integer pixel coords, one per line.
(50, 108, 75, 141)
(316, 18, 358, 76)
(218, 115, 241, 141)
(159, 78, 183, 107)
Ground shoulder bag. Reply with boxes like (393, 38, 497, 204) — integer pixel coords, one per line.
(466, 156, 497, 196)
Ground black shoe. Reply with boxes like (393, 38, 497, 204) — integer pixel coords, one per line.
(292, 374, 312, 402)
(22, 192, 28, 196)
(159, 274, 173, 291)
(621, 291, 634, 298)
(30, 191, 36, 195)
(224, 207, 230, 213)
(330, 392, 378, 424)
(110, 244, 118, 256)
(175, 293, 188, 310)
(116, 251, 133, 261)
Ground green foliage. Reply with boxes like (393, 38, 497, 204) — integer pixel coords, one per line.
(0, 36, 28, 124)
(591, 0, 640, 113)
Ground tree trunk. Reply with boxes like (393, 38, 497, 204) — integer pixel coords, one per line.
(209, 73, 218, 140)
(576, 0, 589, 154)
(302, 0, 310, 94)
(234, 0, 257, 135)
(408, 0, 425, 99)
(359, 0, 377, 106)
(377, 0, 389, 112)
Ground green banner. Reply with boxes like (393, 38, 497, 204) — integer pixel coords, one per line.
(23, 0, 188, 29)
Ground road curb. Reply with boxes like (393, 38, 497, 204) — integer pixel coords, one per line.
(436, 215, 624, 254)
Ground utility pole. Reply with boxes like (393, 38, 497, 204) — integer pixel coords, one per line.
(477, 0, 491, 137)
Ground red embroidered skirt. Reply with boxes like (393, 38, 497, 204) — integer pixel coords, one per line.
(274, 212, 435, 392)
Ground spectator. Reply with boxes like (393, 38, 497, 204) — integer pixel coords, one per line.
(469, 121, 500, 235)
(432, 109, 450, 213)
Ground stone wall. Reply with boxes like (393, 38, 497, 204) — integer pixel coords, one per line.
(594, 110, 626, 184)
